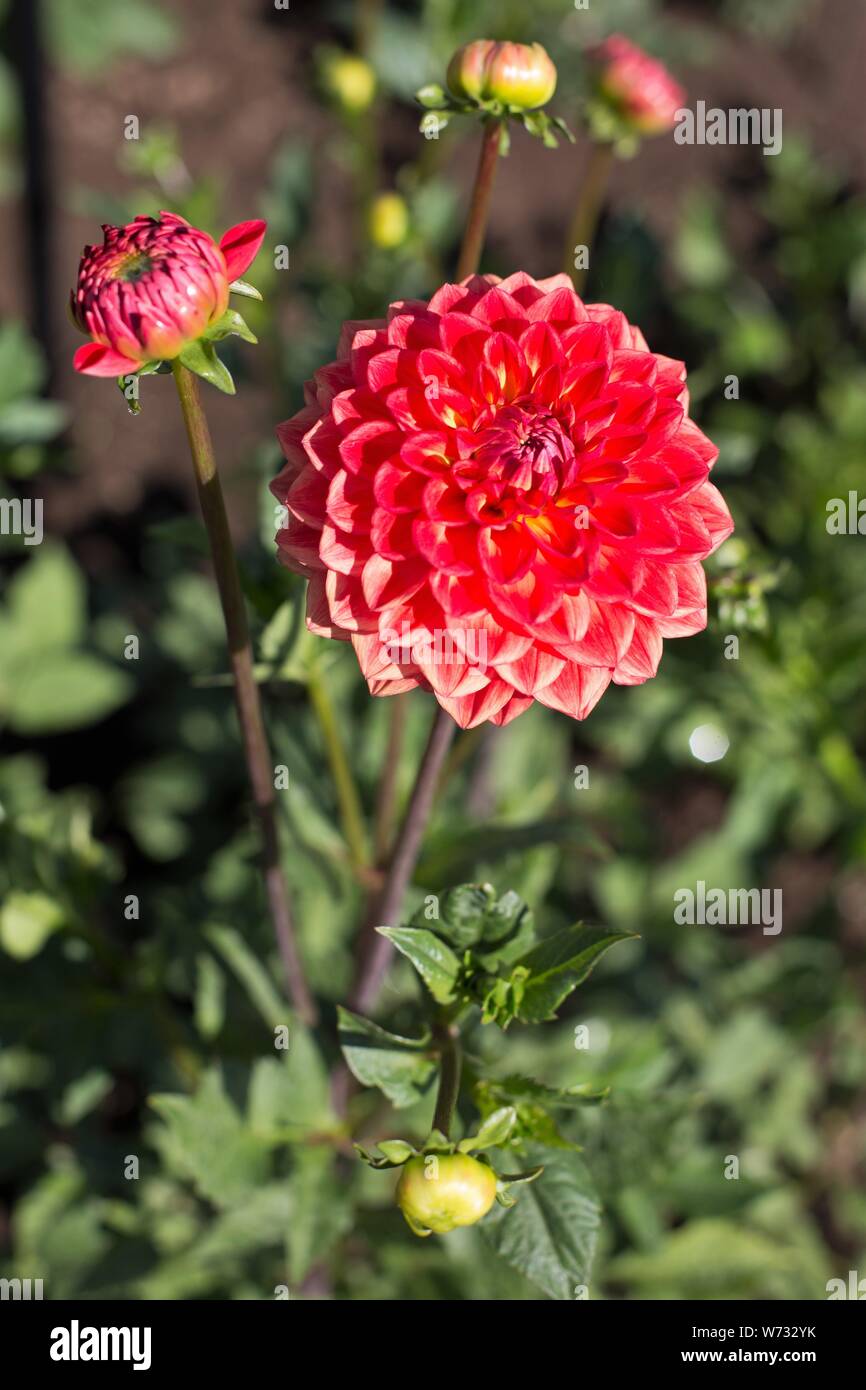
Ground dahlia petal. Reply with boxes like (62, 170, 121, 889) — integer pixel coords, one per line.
(438, 679, 513, 729)
(689, 481, 735, 550)
(73, 343, 141, 376)
(306, 574, 346, 638)
(520, 321, 562, 379)
(337, 317, 387, 359)
(374, 461, 428, 514)
(469, 287, 528, 332)
(414, 520, 477, 576)
(477, 525, 535, 585)
(219, 219, 267, 281)
(285, 465, 329, 528)
(439, 311, 490, 360)
(339, 421, 403, 474)
(488, 692, 534, 726)
(326, 469, 374, 533)
(326, 569, 378, 632)
(613, 616, 664, 684)
(355, 345, 402, 393)
(320, 522, 370, 576)
(495, 647, 565, 696)
(527, 286, 586, 328)
(664, 503, 713, 559)
(353, 632, 416, 683)
(277, 521, 326, 572)
(361, 553, 428, 610)
(370, 509, 416, 562)
(535, 664, 611, 719)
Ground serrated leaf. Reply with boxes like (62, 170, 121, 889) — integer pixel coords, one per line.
(458, 1105, 517, 1153)
(150, 1069, 270, 1208)
(178, 339, 235, 395)
(376, 926, 461, 1004)
(482, 1149, 601, 1299)
(481, 1074, 609, 1109)
(514, 924, 636, 1024)
(337, 1006, 435, 1109)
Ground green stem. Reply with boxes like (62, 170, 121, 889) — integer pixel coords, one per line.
(170, 361, 317, 1026)
(349, 704, 456, 1016)
(563, 141, 615, 291)
(432, 1018, 462, 1138)
(456, 118, 503, 281)
(355, 0, 384, 56)
(307, 664, 369, 871)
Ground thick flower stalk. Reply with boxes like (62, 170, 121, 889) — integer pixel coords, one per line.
(71, 211, 266, 384)
(272, 272, 733, 730)
(69, 212, 316, 1024)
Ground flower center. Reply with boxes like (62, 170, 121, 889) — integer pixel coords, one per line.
(115, 252, 154, 283)
(472, 404, 575, 496)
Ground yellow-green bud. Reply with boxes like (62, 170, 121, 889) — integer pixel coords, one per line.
(396, 1154, 497, 1236)
(368, 192, 410, 249)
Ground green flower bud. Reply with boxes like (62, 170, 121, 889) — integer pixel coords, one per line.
(395, 1153, 497, 1236)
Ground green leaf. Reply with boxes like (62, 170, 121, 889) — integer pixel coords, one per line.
(205, 307, 257, 345)
(205, 924, 286, 1029)
(4, 652, 131, 734)
(0, 321, 45, 403)
(475, 1075, 602, 1151)
(194, 953, 225, 1040)
(337, 1006, 435, 1109)
(3, 544, 85, 651)
(150, 1069, 270, 1208)
(229, 278, 263, 301)
(482, 1149, 601, 1299)
(355, 1138, 416, 1168)
(514, 924, 636, 1024)
(376, 926, 461, 1004)
(178, 339, 235, 395)
(0, 399, 68, 443)
(55, 1069, 113, 1126)
(479, 1074, 609, 1110)
(416, 83, 446, 108)
(376, 1139, 415, 1164)
(247, 1029, 334, 1141)
(458, 1105, 517, 1153)
(0, 891, 65, 959)
(287, 1148, 351, 1285)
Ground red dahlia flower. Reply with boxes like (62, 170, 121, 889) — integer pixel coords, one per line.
(71, 211, 266, 377)
(272, 273, 733, 729)
(587, 34, 685, 136)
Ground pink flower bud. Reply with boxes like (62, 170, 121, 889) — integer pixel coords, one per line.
(70, 211, 266, 377)
(587, 34, 685, 136)
(447, 39, 557, 111)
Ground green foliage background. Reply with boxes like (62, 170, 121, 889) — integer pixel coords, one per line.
(0, 0, 863, 1300)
